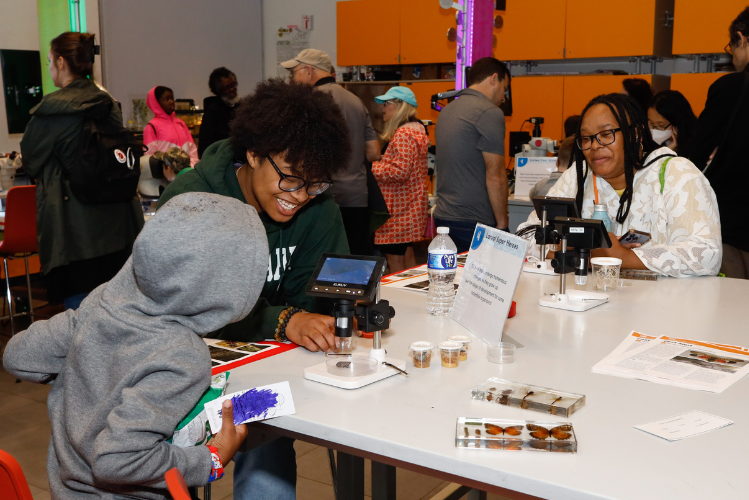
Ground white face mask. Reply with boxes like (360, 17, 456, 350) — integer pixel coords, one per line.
(650, 128, 673, 146)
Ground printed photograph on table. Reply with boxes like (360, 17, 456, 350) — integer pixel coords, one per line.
(456, 417, 577, 453)
(672, 350, 749, 373)
(238, 343, 272, 353)
(216, 340, 249, 349)
(208, 346, 249, 363)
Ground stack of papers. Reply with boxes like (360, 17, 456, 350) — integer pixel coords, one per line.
(592, 331, 749, 393)
(634, 411, 733, 441)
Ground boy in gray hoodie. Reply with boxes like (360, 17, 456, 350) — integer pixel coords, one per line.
(3, 192, 268, 498)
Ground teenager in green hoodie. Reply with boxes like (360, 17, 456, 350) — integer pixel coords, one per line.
(158, 79, 353, 498)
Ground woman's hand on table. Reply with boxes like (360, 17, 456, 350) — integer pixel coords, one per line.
(591, 232, 648, 270)
(286, 312, 337, 353)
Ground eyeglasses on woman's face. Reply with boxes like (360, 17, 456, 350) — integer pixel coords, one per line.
(648, 121, 672, 131)
(382, 99, 401, 107)
(267, 156, 332, 196)
(576, 128, 622, 151)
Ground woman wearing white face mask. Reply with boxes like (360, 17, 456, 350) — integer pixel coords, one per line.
(647, 90, 697, 158)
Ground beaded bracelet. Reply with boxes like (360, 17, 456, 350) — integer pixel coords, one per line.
(274, 307, 303, 342)
(206, 444, 224, 482)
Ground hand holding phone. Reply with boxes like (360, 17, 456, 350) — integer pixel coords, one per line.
(618, 229, 651, 247)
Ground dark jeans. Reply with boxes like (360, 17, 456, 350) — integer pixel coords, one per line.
(433, 218, 480, 254)
(340, 206, 373, 256)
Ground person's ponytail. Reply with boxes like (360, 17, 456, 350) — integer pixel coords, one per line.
(50, 31, 97, 79)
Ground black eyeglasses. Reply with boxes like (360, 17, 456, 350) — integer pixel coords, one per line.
(648, 122, 671, 131)
(267, 156, 332, 196)
(725, 42, 734, 56)
(576, 128, 622, 151)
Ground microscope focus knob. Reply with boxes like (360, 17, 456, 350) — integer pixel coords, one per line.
(370, 311, 386, 327)
(550, 259, 560, 270)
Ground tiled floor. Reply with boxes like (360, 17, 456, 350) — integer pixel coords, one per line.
(0, 295, 514, 500)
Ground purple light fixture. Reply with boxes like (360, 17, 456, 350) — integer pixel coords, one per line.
(453, 0, 494, 90)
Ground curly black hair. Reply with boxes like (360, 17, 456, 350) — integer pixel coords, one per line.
(208, 67, 236, 96)
(230, 78, 351, 181)
(572, 93, 663, 224)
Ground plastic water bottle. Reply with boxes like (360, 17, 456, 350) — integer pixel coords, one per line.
(591, 204, 613, 232)
(427, 227, 458, 316)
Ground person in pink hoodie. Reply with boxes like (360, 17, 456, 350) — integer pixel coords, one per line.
(144, 86, 199, 166)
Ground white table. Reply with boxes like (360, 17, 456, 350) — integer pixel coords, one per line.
(230, 273, 749, 499)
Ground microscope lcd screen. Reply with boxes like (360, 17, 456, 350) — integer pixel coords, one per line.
(317, 257, 377, 286)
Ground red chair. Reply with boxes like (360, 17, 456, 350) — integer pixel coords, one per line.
(165, 467, 213, 500)
(0, 186, 38, 336)
(0, 449, 34, 500)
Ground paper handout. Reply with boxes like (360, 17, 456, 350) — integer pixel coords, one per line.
(204, 381, 296, 434)
(634, 411, 733, 441)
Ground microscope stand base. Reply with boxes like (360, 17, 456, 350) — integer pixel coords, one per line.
(304, 358, 407, 390)
(523, 260, 557, 275)
(538, 289, 609, 312)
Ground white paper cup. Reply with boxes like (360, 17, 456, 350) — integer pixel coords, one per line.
(409, 341, 434, 368)
(590, 257, 622, 292)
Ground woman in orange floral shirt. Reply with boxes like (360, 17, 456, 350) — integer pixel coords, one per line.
(372, 87, 430, 272)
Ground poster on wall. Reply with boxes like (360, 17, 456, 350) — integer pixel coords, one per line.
(276, 27, 311, 78)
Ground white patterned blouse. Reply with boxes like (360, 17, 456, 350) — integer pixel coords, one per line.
(519, 147, 722, 278)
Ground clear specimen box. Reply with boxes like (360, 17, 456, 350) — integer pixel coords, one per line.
(471, 378, 586, 417)
(456, 417, 577, 453)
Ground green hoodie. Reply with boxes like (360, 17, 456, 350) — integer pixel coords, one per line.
(157, 139, 350, 341)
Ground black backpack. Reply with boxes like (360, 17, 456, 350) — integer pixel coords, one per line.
(67, 101, 145, 204)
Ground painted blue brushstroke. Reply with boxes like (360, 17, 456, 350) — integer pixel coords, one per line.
(231, 388, 279, 424)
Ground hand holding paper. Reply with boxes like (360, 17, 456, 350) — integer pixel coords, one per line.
(208, 399, 249, 465)
(204, 381, 296, 434)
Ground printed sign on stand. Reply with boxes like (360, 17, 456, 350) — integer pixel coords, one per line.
(514, 156, 557, 196)
(450, 224, 527, 344)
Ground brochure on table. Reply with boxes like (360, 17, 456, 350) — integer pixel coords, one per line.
(592, 330, 749, 393)
(204, 339, 298, 375)
(634, 411, 733, 442)
(514, 156, 557, 196)
(450, 224, 527, 344)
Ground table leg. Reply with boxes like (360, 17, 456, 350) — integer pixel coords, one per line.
(336, 451, 365, 500)
(371, 461, 396, 500)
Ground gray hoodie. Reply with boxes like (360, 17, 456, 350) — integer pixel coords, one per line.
(3, 192, 268, 499)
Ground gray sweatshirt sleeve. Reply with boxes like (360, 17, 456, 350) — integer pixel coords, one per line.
(3, 309, 77, 383)
(90, 344, 213, 488)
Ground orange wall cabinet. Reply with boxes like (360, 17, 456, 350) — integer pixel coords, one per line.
(670, 73, 727, 116)
(337, 0, 400, 66)
(672, 0, 747, 54)
(493, 1, 566, 61)
(561, 74, 670, 123)
(505, 76, 565, 146)
(400, 0, 456, 64)
(565, 0, 674, 59)
(400, 81, 457, 144)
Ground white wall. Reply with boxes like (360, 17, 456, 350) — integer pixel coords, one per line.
(262, 0, 351, 79)
(100, 0, 263, 119)
(0, 0, 40, 154)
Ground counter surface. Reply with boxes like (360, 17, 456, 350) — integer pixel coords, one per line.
(230, 273, 748, 499)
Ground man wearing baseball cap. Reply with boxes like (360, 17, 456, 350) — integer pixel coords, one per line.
(282, 49, 381, 256)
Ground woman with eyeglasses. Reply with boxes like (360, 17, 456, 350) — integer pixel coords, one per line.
(519, 93, 721, 277)
(158, 78, 351, 352)
(371, 87, 430, 272)
(647, 90, 697, 158)
(690, 7, 749, 278)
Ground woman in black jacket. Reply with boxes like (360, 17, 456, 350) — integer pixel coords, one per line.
(690, 7, 749, 278)
(21, 32, 144, 308)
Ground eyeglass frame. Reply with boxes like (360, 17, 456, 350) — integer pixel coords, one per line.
(381, 99, 402, 106)
(648, 121, 672, 131)
(290, 65, 311, 76)
(576, 128, 622, 151)
(266, 155, 332, 196)
(725, 41, 734, 56)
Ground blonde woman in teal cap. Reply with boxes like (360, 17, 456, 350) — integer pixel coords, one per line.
(372, 86, 430, 272)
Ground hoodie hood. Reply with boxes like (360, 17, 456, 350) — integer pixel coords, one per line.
(30, 78, 112, 119)
(98, 191, 268, 335)
(147, 86, 172, 120)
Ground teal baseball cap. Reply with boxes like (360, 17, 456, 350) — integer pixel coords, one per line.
(374, 87, 418, 108)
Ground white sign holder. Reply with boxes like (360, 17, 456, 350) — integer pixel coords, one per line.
(450, 225, 527, 344)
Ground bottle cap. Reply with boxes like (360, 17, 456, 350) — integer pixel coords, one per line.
(437, 227, 449, 234)
(593, 204, 607, 211)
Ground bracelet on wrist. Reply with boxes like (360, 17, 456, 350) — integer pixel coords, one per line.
(206, 444, 224, 482)
(274, 307, 303, 342)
